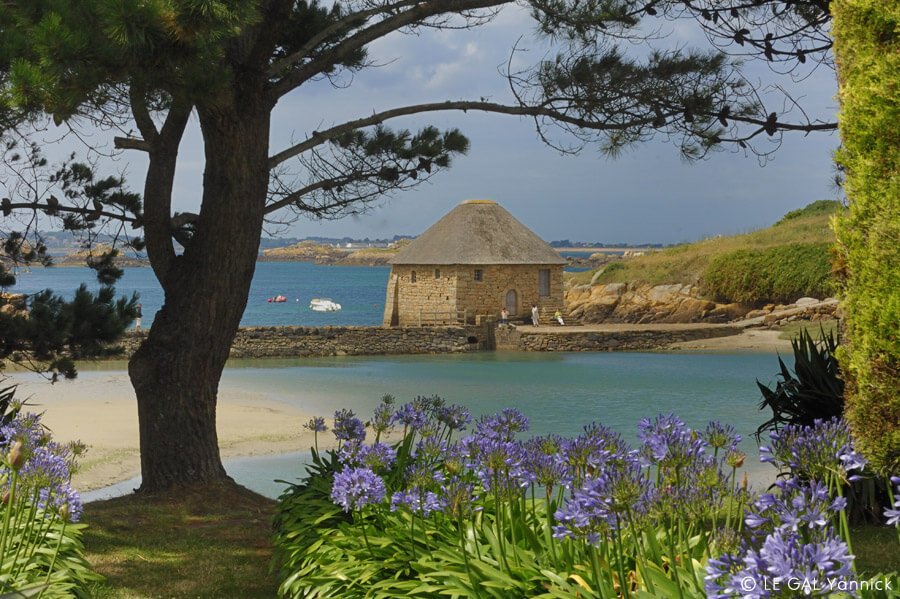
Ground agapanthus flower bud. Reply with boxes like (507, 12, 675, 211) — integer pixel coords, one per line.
(726, 450, 745, 469)
(8, 440, 26, 471)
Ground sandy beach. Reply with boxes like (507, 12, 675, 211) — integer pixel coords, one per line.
(4, 327, 784, 494)
(9, 372, 320, 493)
(668, 327, 791, 352)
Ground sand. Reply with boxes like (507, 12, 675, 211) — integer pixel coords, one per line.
(5, 327, 784, 493)
(668, 328, 792, 353)
(9, 373, 320, 493)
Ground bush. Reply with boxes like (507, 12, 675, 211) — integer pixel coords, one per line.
(701, 242, 834, 304)
(0, 408, 100, 597)
(755, 327, 844, 440)
(832, 0, 900, 475)
(273, 400, 899, 598)
(776, 200, 843, 225)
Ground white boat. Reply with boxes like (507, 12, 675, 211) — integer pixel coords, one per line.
(309, 298, 341, 312)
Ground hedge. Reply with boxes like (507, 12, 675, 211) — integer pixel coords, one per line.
(831, 0, 900, 474)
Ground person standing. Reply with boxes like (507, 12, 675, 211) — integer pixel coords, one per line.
(500, 307, 509, 324)
(135, 303, 143, 332)
(531, 304, 539, 326)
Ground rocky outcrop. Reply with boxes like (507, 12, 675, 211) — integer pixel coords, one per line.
(260, 241, 398, 266)
(566, 282, 738, 324)
(565, 282, 839, 325)
(738, 298, 840, 327)
(57, 244, 148, 267)
(0, 292, 26, 316)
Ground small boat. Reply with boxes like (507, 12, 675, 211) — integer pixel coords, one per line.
(310, 298, 341, 312)
(267, 295, 287, 303)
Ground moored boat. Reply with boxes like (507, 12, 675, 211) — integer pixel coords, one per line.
(309, 298, 341, 312)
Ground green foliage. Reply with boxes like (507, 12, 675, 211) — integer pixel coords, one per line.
(274, 449, 711, 599)
(0, 285, 138, 379)
(584, 200, 839, 289)
(755, 328, 844, 439)
(776, 200, 843, 225)
(1, 412, 101, 597)
(832, 0, 900, 474)
(701, 242, 834, 304)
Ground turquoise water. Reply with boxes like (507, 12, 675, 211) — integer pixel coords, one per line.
(8, 262, 391, 327)
(83, 351, 780, 501)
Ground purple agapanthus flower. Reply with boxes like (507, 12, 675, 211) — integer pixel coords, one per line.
(372, 397, 395, 437)
(360, 442, 397, 471)
(437, 404, 471, 432)
(1, 413, 83, 523)
(638, 413, 709, 471)
(474, 409, 529, 442)
(885, 481, 900, 527)
(333, 409, 366, 443)
(704, 421, 742, 452)
(330, 466, 386, 512)
(746, 478, 845, 536)
(391, 488, 446, 517)
(392, 402, 428, 429)
(302, 416, 327, 433)
(760, 418, 866, 482)
(524, 436, 572, 492)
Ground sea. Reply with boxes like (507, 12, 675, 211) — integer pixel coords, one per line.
(8, 262, 391, 328)
(6, 262, 783, 500)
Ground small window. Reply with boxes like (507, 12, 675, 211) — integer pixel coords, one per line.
(434, 269, 441, 279)
(539, 269, 550, 297)
(474, 269, 483, 282)
(411, 270, 417, 283)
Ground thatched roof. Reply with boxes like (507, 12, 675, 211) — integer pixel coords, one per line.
(389, 200, 566, 265)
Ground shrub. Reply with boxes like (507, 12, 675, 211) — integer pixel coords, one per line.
(755, 328, 844, 440)
(831, 0, 900, 475)
(701, 242, 834, 304)
(776, 200, 843, 225)
(0, 409, 100, 597)
(273, 400, 899, 598)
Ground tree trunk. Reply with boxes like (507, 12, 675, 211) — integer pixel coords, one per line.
(127, 102, 271, 492)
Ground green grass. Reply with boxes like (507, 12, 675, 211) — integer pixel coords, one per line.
(78, 476, 897, 597)
(853, 525, 900, 576)
(84, 482, 277, 598)
(775, 318, 839, 340)
(572, 200, 842, 289)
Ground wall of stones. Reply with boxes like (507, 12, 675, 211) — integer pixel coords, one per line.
(115, 323, 742, 358)
(118, 325, 485, 359)
(517, 326, 742, 352)
(384, 264, 565, 326)
(387, 265, 460, 326)
(452, 264, 565, 323)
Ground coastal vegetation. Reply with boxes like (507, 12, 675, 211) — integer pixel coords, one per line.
(831, 0, 900, 476)
(0, 407, 99, 597)
(579, 200, 841, 304)
(271, 399, 900, 598)
(0, 0, 840, 493)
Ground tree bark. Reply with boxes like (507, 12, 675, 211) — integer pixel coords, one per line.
(127, 99, 271, 492)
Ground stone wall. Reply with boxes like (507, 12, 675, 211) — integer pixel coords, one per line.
(384, 263, 565, 326)
(455, 264, 565, 323)
(118, 325, 486, 359)
(385, 265, 460, 326)
(114, 322, 743, 358)
(516, 325, 742, 352)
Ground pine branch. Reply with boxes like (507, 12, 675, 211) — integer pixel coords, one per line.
(271, 0, 508, 97)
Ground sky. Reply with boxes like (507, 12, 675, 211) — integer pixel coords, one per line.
(46, 5, 841, 245)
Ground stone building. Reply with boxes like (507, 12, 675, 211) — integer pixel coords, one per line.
(383, 200, 566, 327)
